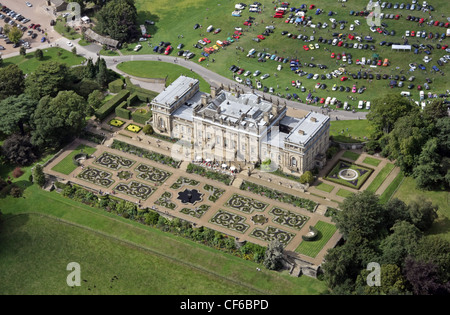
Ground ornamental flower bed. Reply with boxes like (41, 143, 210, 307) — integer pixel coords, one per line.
(109, 119, 125, 127)
(240, 181, 318, 212)
(111, 140, 181, 168)
(126, 124, 142, 133)
(325, 160, 373, 190)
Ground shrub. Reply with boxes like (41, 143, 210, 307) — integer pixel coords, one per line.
(300, 171, 314, 185)
(108, 78, 124, 93)
(10, 186, 22, 198)
(32, 164, 46, 187)
(131, 108, 152, 125)
(143, 124, 154, 135)
(12, 167, 24, 178)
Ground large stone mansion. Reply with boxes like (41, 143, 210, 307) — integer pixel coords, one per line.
(150, 76, 330, 175)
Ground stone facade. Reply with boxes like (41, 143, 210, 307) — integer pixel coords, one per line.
(150, 76, 330, 175)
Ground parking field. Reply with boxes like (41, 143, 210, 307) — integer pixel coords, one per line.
(0, 0, 61, 56)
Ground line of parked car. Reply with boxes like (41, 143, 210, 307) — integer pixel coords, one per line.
(0, 3, 46, 49)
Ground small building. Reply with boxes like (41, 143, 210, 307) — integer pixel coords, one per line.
(84, 28, 120, 49)
(48, 0, 68, 12)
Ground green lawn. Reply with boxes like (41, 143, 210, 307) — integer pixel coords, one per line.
(336, 189, 355, 198)
(2, 48, 86, 74)
(0, 214, 259, 295)
(51, 144, 96, 175)
(393, 176, 450, 241)
(295, 221, 337, 258)
(379, 172, 404, 204)
(362, 156, 382, 167)
(0, 183, 327, 295)
(366, 163, 395, 193)
(117, 61, 210, 92)
(54, 20, 81, 40)
(316, 182, 334, 193)
(100, 49, 120, 56)
(330, 120, 373, 143)
(342, 151, 360, 161)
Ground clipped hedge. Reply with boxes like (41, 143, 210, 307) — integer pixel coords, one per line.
(127, 92, 139, 106)
(115, 101, 131, 120)
(132, 108, 152, 125)
(108, 78, 124, 93)
(125, 76, 158, 102)
(95, 90, 130, 121)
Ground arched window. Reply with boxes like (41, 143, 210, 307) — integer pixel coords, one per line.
(291, 157, 297, 166)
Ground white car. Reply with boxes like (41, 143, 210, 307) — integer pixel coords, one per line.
(350, 24, 355, 31)
(314, 43, 319, 49)
(260, 73, 270, 80)
(358, 100, 364, 109)
(256, 81, 262, 89)
(423, 56, 432, 63)
(354, 20, 361, 25)
(235, 76, 243, 83)
(67, 41, 73, 47)
(277, 64, 282, 71)
(366, 101, 371, 110)
(243, 70, 251, 77)
(405, 30, 410, 37)
(26, 2, 32, 7)
(253, 70, 261, 77)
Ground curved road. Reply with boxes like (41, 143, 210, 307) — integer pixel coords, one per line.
(7, 36, 367, 120)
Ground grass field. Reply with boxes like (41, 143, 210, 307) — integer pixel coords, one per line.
(2, 48, 86, 74)
(295, 221, 337, 258)
(51, 144, 96, 175)
(336, 188, 355, 198)
(393, 176, 450, 241)
(54, 19, 81, 40)
(362, 156, 382, 167)
(329, 119, 373, 143)
(365, 163, 395, 193)
(0, 183, 327, 295)
(379, 171, 404, 204)
(130, 0, 450, 111)
(342, 150, 360, 161)
(316, 182, 335, 193)
(117, 61, 211, 92)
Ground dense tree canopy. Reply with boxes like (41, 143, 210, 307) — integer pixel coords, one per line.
(95, 0, 138, 42)
(0, 64, 25, 100)
(31, 91, 88, 148)
(25, 62, 72, 99)
(0, 94, 38, 135)
(1, 134, 39, 166)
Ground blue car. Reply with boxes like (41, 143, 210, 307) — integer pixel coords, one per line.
(41, 37, 46, 42)
(153, 46, 159, 52)
(306, 73, 314, 79)
(418, 64, 426, 70)
(432, 65, 440, 72)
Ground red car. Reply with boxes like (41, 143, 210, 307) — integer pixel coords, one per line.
(338, 41, 343, 47)
(257, 35, 265, 40)
(203, 38, 211, 43)
(377, 59, 382, 66)
(336, 53, 341, 60)
(164, 45, 172, 55)
(303, 45, 309, 51)
(331, 52, 335, 58)
(237, 68, 244, 75)
(419, 18, 425, 24)
(244, 21, 252, 26)
(309, 4, 315, 9)
(395, 15, 401, 20)
(340, 76, 348, 81)
(320, 98, 325, 104)
(442, 45, 448, 50)
(292, 80, 296, 86)
(348, 34, 355, 40)
(234, 31, 242, 36)
(434, 21, 439, 26)
(411, 30, 415, 36)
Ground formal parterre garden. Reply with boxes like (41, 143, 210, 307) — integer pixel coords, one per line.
(325, 160, 374, 189)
